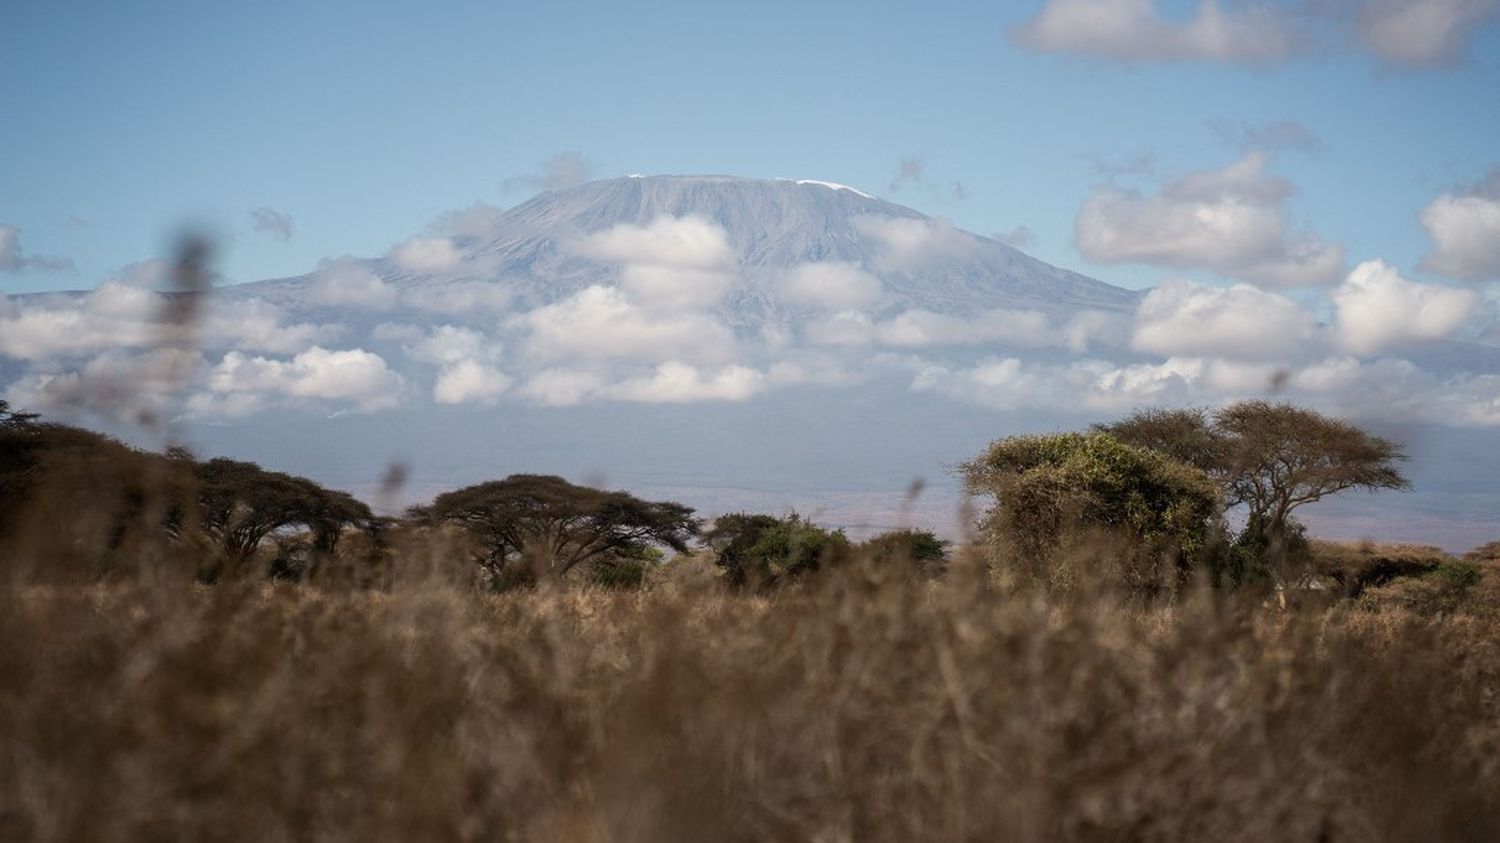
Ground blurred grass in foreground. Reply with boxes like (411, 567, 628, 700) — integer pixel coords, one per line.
(1, 558, 1497, 842)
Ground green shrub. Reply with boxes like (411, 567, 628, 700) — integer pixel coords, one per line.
(705, 512, 851, 587)
(961, 432, 1222, 598)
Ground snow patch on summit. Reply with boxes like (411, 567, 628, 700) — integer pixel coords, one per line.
(790, 179, 875, 199)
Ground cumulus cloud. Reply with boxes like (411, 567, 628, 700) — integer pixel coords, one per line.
(1356, 0, 1500, 67)
(1331, 260, 1478, 354)
(501, 151, 594, 194)
(521, 285, 737, 364)
(309, 258, 399, 309)
(5, 348, 204, 422)
(573, 215, 738, 309)
(202, 347, 404, 413)
(1419, 168, 1500, 281)
(0, 281, 336, 361)
(402, 325, 511, 405)
(853, 216, 979, 273)
(518, 362, 764, 406)
(1132, 278, 1317, 361)
(433, 360, 511, 405)
(909, 351, 1500, 426)
(0, 225, 73, 274)
(249, 207, 295, 241)
(1075, 152, 1344, 287)
(388, 236, 463, 273)
(1009, 0, 1302, 65)
(776, 262, 884, 311)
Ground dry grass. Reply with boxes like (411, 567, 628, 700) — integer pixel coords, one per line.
(2, 558, 1498, 842)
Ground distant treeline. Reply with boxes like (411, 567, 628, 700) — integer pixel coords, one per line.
(3, 397, 1492, 608)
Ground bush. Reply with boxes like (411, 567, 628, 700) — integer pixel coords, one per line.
(1359, 561, 1483, 614)
(961, 432, 1222, 598)
(705, 512, 851, 587)
(857, 529, 948, 578)
(1309, 540, 1451, 598)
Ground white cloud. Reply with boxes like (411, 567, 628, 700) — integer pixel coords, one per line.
(203, 347, 404, 412)
(1356, 0, 1500, 67)
(0, 224, 73, 273)
(911, 351, 1452, 422)
(607, 362, 766, 404)
(777, 261, 884, 311)
(516, 362, 764, 406)
(521, 285, 737, 364)
(249, 207, 295, 241)
(573, 215, 738, 309)
(433, 360, 511, 405)
(403, 325, 511, 405)
(1009, 0, 1301, 65)
(1075, 152, 1344, 287)
(804, 311, 877, 346)
(404, 325, 501, 366)
(309, 258, 399, 309)
(0, 282, 339, 362)
(1132, 278, 1317, 361)
(1419, 169, 1500, 281)
(388, 236, 463, 273)
(1331, 260, 1478, 354)
(5, 348, 204, 421)
(853, 216, 978, 273)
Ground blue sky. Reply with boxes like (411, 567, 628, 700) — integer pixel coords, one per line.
(2, 0, 1499, 294)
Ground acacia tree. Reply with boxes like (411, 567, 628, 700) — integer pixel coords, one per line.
(193, 457, 374, 581)
(419, 474, 698, 586)
(1098, 402, 1409, 553)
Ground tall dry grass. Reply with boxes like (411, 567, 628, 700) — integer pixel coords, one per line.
(2, 555, 1497, 842)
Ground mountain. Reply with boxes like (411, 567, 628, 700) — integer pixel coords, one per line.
(232, 175, 1141, 323)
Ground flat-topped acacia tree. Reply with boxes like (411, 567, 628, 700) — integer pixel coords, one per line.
(418, 474, 698, 586)
(1098, 401, 1410, 557)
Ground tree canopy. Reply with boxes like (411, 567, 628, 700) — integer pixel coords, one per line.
(419, 474, 698, 587)
(193, 457, 374, 581)
(1099, 402, 1409, 555)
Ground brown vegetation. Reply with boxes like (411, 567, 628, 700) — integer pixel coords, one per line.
(4, 397, 1500, 840)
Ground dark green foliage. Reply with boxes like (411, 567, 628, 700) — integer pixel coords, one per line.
(704, 512, 851, 587)
(419, 474, 698, 588)
(961, 432, 1222, 597)
(858, 529, 948, 577)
